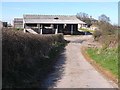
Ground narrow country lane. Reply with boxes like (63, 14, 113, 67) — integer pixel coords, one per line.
(41, 35, 118, 88)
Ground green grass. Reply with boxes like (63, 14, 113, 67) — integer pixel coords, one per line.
(79, 28, 95, 33)
(87, 48, 118, 77)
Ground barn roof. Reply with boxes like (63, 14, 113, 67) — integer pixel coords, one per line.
(23, 15, 86, 24)
(14, 18, 23, 21)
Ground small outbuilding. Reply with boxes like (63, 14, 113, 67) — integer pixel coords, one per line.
(13, 18, 23, 29)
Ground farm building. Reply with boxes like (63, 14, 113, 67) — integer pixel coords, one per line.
(2, 22, 8, 27)
(0, 21, 3, 29)
(14, 15, 86, 34)
(13, 18, 23, 29)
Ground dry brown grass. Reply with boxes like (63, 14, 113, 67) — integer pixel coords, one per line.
(93, 22, 118, 48)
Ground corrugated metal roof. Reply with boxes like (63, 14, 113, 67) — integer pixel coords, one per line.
(14, 18, 23, 21)
(23, 15, 86, 24)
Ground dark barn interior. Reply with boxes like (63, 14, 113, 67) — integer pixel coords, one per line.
(25, 23, 79, 35)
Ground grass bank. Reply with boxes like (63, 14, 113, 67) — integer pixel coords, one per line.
(2, 29, 67, 88)
(86, 48, 118, 78)
(79, 28, 94, 33)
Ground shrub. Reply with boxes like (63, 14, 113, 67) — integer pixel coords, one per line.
(93, 30, 102, 41)
(93, 22, 118, 48)
(2, 29, 66, 88)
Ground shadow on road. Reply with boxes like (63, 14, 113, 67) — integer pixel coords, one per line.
(41, 48, 67, 88)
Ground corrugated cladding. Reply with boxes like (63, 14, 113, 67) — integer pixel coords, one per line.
(14, 18, 23, 28)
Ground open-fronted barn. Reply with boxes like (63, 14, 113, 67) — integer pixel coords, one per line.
(14, 15, 86, 34)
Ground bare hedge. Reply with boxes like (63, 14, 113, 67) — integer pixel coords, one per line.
(93, 22, 118, 48)
(2, 29, 65, 88)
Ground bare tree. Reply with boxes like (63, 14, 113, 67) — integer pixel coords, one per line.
(76, 12, 92, 27)
(76, 12, 89, 20)
(98, 14, 110, 23)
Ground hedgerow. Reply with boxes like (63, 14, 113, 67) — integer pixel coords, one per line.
(93, 22, 118, 48)
(2, 29, 66, 88)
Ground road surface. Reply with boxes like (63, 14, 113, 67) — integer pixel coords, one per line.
(42, 35, 118, 88)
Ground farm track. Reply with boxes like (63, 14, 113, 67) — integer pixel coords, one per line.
(41, 35, 118, 88)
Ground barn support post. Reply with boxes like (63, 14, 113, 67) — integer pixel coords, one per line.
(55, 24, 58, 34)
(51, 24, 53, 28)
(23, 19, 26, 33)
(71, 24, 73, 35)
(51, 24, 54, 33)
(40, 24, 43, 34)
(64, 24, 66, 28)
(23, 24, 26, 33)
(37, 24, 40, 34)
(80, 24, 82, 28)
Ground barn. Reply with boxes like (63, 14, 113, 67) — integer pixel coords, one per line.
(14, 15, 86, 34)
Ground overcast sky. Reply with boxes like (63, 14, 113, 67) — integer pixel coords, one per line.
(1, 2, 119, 25)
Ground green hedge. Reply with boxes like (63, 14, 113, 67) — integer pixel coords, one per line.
(2, 29, 66, 88)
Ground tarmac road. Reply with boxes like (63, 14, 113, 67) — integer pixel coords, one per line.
(42, 35, 118, 88)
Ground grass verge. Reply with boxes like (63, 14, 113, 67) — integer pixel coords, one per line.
(81, 47, 118, 84)
(79, 28, 94, 33)
(86, 47, 118, 78)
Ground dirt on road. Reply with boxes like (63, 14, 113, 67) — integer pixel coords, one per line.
(41, 35, 118, 88)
